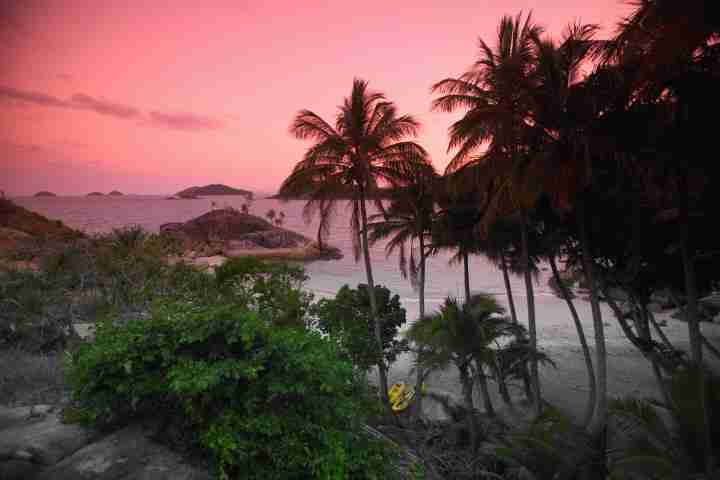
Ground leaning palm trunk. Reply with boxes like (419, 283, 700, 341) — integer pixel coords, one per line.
(412, 235, 427, 422)
(520, 211, 541, 416)
(358, 192, 390, 404)
(549, 254, 596, 429)
(576, 201, 607, 437)
(500, 252, 532, 401)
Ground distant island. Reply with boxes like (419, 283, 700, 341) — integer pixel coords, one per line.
(108, 190, 124, 196)
(87, 192, 104, 197)
(175, 184, 253, 198)
(33, 191, 57, 197)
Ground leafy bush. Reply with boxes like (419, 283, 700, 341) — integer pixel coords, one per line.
(312, 284, 408, 372)
(67, 298, 398, 479)
(215, 257, 313, 328)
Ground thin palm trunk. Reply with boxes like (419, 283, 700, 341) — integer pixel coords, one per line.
(501, 254, 519, 325)
(549, 254, 596, 429)
(358, 192, 390, 404)
(577, 200, 607, 437)
(475, 366, 495, 417)
(463, 251, 471, 302)
(413, 235, 427, 421)
(520, 211, 541, 416)
(499, 253, 521, 404)
(459, 364, 478, 451)
(679, 169, 713, 474)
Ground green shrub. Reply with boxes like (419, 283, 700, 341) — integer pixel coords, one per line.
(67, 298, 398, 479)
(311, 284, 408, 372)
(216, 257, 313, 328)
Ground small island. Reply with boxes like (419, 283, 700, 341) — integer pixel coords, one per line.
(160, 207, 341, 264)
(33, 191, 57, 197)
(108, 190, 124, 196)
(87, 192, 104, 197)
(175, 184, 253, 198)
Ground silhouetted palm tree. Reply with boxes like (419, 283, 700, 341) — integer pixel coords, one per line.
(280, 78, 430, 403)
(432, 12, 545, 415)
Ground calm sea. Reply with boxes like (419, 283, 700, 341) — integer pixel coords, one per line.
(13, 195, 559, 320)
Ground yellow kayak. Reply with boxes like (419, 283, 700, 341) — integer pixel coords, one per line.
(389, 382, 416, 412)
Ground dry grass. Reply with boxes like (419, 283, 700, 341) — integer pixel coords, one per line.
(0, 349, 66, 406)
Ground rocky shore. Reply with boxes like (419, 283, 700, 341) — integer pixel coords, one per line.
(160, 207, 342, 265)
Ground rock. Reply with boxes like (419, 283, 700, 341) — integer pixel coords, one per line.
(36, 424, 211, 480)
(0, 407, 96, 465)
(0, 459, 38, 480)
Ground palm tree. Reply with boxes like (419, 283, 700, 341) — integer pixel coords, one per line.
(431, 12, 545, 415)
(280, 78, 430, 403)
(525, 22, 611, 435)
(603, 4, 720, 471)
(368, 162, 437, 419)
(407, 294, 520, 449)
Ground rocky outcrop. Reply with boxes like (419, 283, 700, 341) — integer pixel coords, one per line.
(0, 199, 81, 243)
(33, 192, 56, 197)
(0, 405, 211, 480)
(0, 199, 83, 270)
(86, 192, 104, 197)
(160, 208, 341, 262)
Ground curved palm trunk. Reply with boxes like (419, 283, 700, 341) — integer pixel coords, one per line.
(549, 254, 596, 428)
(520, 211, 541, 416)
(463, 251, 471, 302)
(413, 235, 427, 422)
(577, 201, 607, 436)
(358, 193, 390, 404)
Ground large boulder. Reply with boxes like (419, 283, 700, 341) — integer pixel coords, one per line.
(0, 405, 97, 466)
(35, 424, 211, 480)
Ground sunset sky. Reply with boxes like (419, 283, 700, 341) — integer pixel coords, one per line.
(1, 0, 631, 196)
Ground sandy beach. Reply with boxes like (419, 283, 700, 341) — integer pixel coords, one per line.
(387, 295, 720, 422)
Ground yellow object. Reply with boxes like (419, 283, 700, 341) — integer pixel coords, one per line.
(388, 382, 416, 412)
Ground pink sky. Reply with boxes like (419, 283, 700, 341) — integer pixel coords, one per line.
(1, 0, 631, 196)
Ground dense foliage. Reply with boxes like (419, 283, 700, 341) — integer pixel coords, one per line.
(312, 284, 408, 372)
(67, 298, 397, 479)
